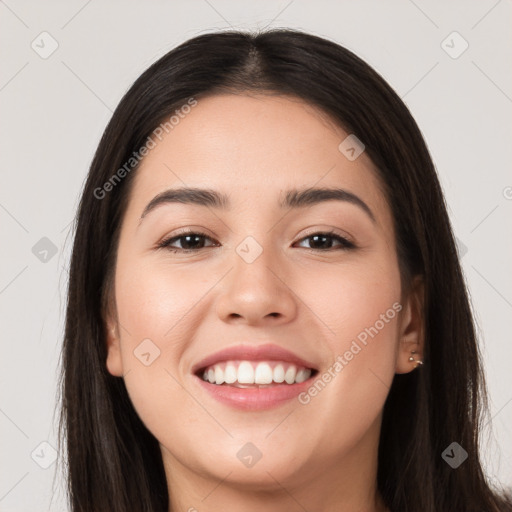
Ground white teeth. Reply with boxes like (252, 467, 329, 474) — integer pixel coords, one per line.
(237, 361, 254, 384)
(295, 368, 310, 383)
(224, 363, 237, 384)
(284, 366, 297, 384)
(214, 366, 224, 385)
(273, 364, 285, 383)
(200, 360, 313, 386)
(254, 362, 273, 384)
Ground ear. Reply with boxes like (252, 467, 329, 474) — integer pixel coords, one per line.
(395, 275, 425, 374)
(105, 316, 124, 377)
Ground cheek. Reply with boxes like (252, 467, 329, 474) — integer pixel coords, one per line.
(112, 258, 211, 449)
(296, 257, 401, 432)
(112, 256, 196, 396)
(304, 256, 402, 351)
(114, 255, 204, 348)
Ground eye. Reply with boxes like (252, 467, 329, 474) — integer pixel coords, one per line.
(157, 230, 217, 253)
(294, 230, 356, 251)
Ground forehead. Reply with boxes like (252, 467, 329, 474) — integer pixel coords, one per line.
(126, 93, 390, 225)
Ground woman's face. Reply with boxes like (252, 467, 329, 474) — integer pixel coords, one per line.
(105, 93, 423, 505)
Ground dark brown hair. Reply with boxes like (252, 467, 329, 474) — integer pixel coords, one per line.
(58, 28, 512, 511)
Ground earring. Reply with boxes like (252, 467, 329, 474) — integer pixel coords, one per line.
(408, 349, 423, 368)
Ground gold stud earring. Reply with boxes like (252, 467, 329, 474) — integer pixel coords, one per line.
(409, 349, 423, 368)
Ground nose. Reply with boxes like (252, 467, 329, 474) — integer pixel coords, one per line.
(215, 242, 298, 326)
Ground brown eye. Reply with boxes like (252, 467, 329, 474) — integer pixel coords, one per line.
(295, 232, 356, 251)
(158, 231, 217, 253)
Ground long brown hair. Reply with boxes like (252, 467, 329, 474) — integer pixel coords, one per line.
(58, 28, 512, 511)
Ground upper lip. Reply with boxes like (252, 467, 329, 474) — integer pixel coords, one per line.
(191, 343, 319, 375)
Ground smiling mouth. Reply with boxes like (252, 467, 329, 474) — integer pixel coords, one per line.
(195, 360, 319, 388)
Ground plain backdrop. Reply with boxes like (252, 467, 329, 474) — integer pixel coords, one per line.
(0, 1, 511, 510)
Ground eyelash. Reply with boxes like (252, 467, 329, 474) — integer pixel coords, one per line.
(157, 229, 356, 253)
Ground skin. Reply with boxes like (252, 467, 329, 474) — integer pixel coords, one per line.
(105, 93, 424, 512)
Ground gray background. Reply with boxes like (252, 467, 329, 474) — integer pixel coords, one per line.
(1, 1, 511, 510)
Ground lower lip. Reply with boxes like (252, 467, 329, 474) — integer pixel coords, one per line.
(194, 375, 316, 411)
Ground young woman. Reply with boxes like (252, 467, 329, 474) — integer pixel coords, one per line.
(58, 28, 512, 511)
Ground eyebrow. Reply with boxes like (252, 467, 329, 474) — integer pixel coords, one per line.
(138, 186, 376, 225)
